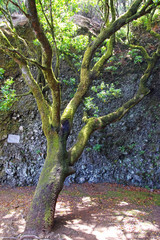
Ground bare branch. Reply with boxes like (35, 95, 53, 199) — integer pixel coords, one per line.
(16, 90, 32, 97)
(38, 0, 60, 77)
(129, 44, 152, 62)
(8, 0, 29, 18)
(0, 44, 46, 70)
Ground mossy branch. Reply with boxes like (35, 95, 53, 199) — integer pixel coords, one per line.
(0, 4, 14, 29)
(0, 11, 33, 59)
(129, 44, 152, 62)
(0, 22, 44, 70)
(1, 1, 60, 129)
(61, 69, 91, 126)
(110, 0, 116, 23)
(20, 63, 51, 135)
(16, 90, 32, 98)
(91, 35, 114, 77)
(0, 44, 46, 70)
(68, 118, 95, 165)
(82, 112, 89, 123)
(0, 28, 13, 48)
(126, 1, 160, 23)
(28, 0, 61, 125)
(150, 30, 160, 40)
(3, 24, 34, 58)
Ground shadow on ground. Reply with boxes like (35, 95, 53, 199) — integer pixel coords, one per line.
(0, 183, 160, 240)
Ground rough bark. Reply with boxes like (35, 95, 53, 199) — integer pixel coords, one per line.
(25, 129, 72, 234)
(25, 163, 64, 233)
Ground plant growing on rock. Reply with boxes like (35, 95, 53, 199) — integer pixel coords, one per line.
(0, 68, 17, 111)
(0, 0, 160, 237)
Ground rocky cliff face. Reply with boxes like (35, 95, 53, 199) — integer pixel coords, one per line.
(0, 16, 160, 189)
(0, 58, 160, 189)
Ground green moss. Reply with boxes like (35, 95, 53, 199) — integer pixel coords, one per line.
(62, 187, 160, 206)
(44, 207, 52, 226)
(102, 190, 160, 206)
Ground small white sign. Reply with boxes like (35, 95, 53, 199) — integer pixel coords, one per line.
(7, 134, 20, 143)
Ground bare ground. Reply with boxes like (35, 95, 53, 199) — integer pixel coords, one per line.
(0, 183, 160, 240)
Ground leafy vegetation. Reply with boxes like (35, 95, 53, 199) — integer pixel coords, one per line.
(83, 82, 121, 117)
(128, 49, 143, 64)
(0, 68, 16, 111)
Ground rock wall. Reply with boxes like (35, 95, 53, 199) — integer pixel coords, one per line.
(0, 57, 160, 189)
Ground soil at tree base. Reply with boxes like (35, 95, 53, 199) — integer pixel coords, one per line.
(0, 183, 160, 240)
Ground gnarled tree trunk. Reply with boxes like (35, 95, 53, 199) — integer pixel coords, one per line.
(25, 131, 71, 233)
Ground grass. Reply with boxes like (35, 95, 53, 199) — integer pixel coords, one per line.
(62, 186, 160, 206)
(103, 190, 160, 206)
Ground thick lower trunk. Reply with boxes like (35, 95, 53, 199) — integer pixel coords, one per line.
(25, 142, 69, 234)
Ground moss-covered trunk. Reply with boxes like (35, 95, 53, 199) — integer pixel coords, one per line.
(25, 132, 70, 234)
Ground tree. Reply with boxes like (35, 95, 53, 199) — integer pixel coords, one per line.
(0, 0, 160, 236)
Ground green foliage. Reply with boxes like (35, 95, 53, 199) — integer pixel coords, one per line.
(86, 143, 102, 152)
(62, 77, 76, 86)
(93, 41, 109, 63)
(0, 69, 17, 111)
(132, 7, 160, 30)
(83, 82, 121, 117)
(128, 49, 143, 64)
(119, 145, 126, 153)
(132, 15, 149, 29)
(0, 0, 26, 14)
(33, 39, 41, 46)
(134, 55, 143, 64)
(101, 46, 107, 54)
(128, 143, 136, 150)
(105, 55, 122, 74)
(93, 143, 102, 152)
(116, 26, 127, 39)
(36, 0, 89, 70)
(105, 65, 118, 72)
(35, 149, 41, 155)
(139, 150, 145, 155)
(153, 0, 160, 5)
(79, 0, 97, 14)
(62, 77, 77, 98)
(91, 82, 121, 103)
(83, 96, 99, 117)
(0, 68, 5, 79)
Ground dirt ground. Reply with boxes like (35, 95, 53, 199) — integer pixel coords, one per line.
(0, 183, 160, 240)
